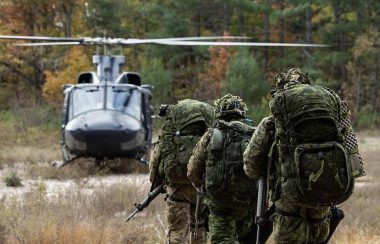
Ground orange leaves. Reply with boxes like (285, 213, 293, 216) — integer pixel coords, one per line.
(42, 46, 91, 106)
(196, 40, 236, 101)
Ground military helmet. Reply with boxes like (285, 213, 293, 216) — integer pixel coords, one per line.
(214, 94, 247, 119)
(275, 67, 311, 89)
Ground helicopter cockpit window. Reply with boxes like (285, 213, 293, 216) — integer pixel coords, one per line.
(108, 86, 142, 120)
(70, 86, 104, 118)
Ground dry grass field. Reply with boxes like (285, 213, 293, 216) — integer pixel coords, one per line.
(329, 135, 380, 244)
(0, 132, 378, 243)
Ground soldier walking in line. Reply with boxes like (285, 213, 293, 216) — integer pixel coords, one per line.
(243, 67, 365, 244)
(149, 99, 214, 244)
(188, 94, 257, 244)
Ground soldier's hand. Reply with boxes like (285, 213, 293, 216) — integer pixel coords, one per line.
(264, 115, 275, 131)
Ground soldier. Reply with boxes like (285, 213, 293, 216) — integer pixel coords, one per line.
(149, 100, 213, 244)
(243, 67, 365, 244)
(188, 94, 257, 244)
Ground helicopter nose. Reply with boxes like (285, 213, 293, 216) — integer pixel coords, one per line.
(65, 110, 146, 155)
(82, 110, 141, 131)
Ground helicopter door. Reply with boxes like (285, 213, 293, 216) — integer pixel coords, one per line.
(62, 91, 70, 127)
(141, 93, 153, 145)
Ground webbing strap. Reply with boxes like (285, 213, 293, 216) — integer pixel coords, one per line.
(308, 158, 325, 190)
(275, 208, 330, 223)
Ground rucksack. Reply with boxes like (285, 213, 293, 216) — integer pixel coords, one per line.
(270, 84, 355, 207)
(205, 120, 257, 211)
(160, 99, 214, 185)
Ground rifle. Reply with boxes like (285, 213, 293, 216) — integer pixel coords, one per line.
(126, 141, 165, 222)
(255, 176, 268, 244)
(322, 207, 345, 244)
(194, 182, 207, 236)
(125, 183, 164, 222)
(253, 131, 276, 244)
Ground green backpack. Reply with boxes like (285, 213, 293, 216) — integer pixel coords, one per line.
(205, 120, 257, 211)
(160, 99, 214, 185)
(270, 84, 354, 207)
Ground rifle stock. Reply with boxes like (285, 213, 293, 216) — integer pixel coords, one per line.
(125, 184, 164, 222)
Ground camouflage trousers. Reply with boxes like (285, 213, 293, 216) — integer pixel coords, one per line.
(166, 185, 207, 244)
(272, 198, 330, 244)
(206, 199, 254, 244)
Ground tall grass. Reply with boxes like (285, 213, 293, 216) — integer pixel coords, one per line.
(329, 136, 380, 244)
(0, 103, 60, 166)
(0, 177, 166, 244)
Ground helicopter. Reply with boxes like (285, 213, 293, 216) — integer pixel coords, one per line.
(0, 34, 328, 167)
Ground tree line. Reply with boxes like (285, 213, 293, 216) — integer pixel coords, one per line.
(0, 0, 379, 128)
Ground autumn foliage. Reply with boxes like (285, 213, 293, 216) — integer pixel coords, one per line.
(42, 47, 92, 106)
(196, 45, 235, 101)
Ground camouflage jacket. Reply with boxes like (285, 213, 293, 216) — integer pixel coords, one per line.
(243, 116, 275, 179)
(187, 129, 212, 189)
(149, 141, 163, 187)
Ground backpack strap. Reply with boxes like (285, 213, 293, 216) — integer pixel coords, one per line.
(211, 128, 223, 151)
(170, 109, 180, 136)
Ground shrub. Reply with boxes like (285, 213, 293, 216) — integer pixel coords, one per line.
(4, 171, 22, 187)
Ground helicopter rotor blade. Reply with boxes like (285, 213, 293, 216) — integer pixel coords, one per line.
(119, 36, 250, 44)
(0, 34, 329, 47)
(15, 42, 82, 46)
(0, 35, 83, 42)
(152, 40, 330, 47)
(155, 36, 250, 41)
(0, 35, 248, 45)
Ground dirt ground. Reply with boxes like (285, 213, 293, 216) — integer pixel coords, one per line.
(0, 135, 378, 243)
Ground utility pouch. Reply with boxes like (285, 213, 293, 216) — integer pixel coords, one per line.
(293, 142, 354, 206)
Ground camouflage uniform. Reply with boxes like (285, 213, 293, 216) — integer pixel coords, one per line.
(243, 68, 364, 244)
(244, 117, 330, 243)
(188, 94, 255, 244)
(165, 185, 206, 244)
(150, 101, 211, 244)
(149, 141, 163, 187)
(150, 141, 207, 244)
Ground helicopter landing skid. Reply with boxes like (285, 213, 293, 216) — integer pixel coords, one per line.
(134, 156, 149, 165)
(57, 142, 77, 167)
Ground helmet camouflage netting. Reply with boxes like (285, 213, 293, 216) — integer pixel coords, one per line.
(214, 94, 247, 119)
(275, 67, 311, 89)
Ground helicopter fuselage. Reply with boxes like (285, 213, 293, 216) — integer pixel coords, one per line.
(61, 82, 153, 162)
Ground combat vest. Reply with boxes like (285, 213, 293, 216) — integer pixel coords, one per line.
(205, 120, 257, 211)
(160, 99, 214, 185)
(270, 84, 355, 207)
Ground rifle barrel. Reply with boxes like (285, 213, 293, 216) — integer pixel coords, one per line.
(126, 209, 139, 222)
(256, 177, 267, 244)
(125, 184, 164, 222)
